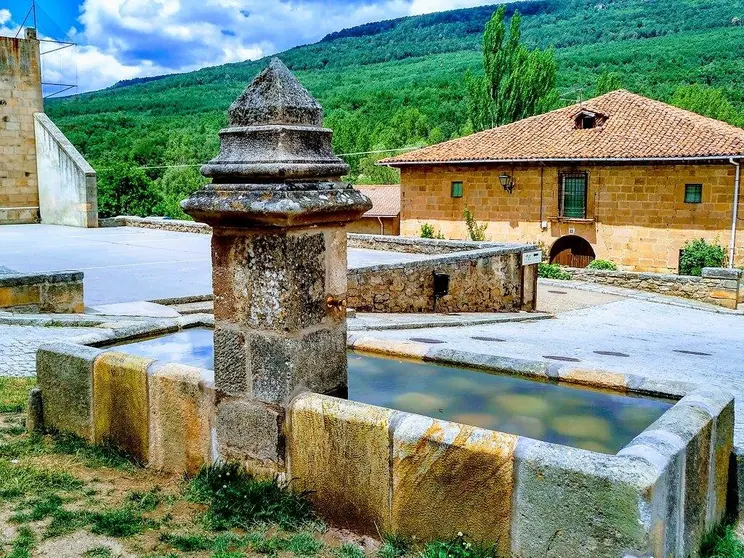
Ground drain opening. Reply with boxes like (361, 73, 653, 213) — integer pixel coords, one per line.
(674, 349, 712, 357)
(410, 338, 445, 344)
(543, 355, 581, 363)
(472, 336, 506, 342)
(594, 351, 630, 358)
(548, 290, 568, 295)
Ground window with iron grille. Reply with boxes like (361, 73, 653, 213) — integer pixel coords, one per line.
(559, 172, 588, 219)
(684, 184, 702, 204)
(451, 181, 463, 198)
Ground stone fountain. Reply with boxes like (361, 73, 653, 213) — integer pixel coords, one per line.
(182, 58, 371, 474)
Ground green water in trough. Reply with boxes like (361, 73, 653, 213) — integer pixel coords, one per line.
(114, 327, 673, 454)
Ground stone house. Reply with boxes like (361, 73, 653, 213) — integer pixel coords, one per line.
(381, 90, 744, 272)
(347, 184, 400, 235)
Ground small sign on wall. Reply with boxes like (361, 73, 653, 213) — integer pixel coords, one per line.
(568, 227, 576, 235)
(522, 250, 542, 266)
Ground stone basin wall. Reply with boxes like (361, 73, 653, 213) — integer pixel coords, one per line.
(0, 270, 84, 313)
(34, 337, 734, 558)
(348, 245, 539, 313)
(347, 233, 509, 255)
(567, 266, 743, 310)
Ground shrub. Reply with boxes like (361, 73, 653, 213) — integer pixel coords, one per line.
(679, 238, 726, 276)
(420, 223, 445, 239)
(587, 259, 617, 271)
(97, 162, 161, 218)
(538, 263, 571, 280)
(463, 208, 487, 241)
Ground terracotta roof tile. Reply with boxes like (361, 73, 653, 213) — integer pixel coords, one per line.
(381, 90, 744, 165)
(356, 185, 400, 217)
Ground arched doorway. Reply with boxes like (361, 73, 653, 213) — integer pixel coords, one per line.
(549, 235, 596, 268)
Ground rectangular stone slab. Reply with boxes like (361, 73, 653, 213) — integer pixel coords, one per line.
(391, 414, 517, 554)
(37, 342, 103, 440)
(93, 351, 153, 463)
(287, 393, 394, 535)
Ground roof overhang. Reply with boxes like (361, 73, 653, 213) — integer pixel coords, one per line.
(381, 155, 744, 167)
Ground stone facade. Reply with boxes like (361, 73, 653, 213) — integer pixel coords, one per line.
(567, 266, 743, 310)
(399, 163, 744, 272)
(347, 245, 538, 313)
(0, 30, 42, 224)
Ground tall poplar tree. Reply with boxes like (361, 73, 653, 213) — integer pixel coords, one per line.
(467, 6, 557, 131)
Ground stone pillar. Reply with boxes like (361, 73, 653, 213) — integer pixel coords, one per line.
(183, 59, 371, 473)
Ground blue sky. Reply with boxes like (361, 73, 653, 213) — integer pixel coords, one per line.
(0, 0, 497, 94)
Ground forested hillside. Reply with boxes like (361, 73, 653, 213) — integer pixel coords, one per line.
(46, 0, 744, 218)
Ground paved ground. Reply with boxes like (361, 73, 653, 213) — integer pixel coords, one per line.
(0, 224, 430, 305)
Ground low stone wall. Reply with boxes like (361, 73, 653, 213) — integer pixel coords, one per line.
(32, 336, 734, 556)
(104, 216, 212, 234)
(0, 270, 84, 313)
(567, 266, 743, 310)
(348, 245, 538, 313)
(34, 113, 98, 228)
(347, 233, 507, 254)
(36, 342, 216, 474)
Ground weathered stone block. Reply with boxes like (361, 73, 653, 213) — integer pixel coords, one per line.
(26, 387, 43, 433)
(512, 438, 659, 558)
(249, 326, 347, 404)
(217, 396, 284, 475)
(148, 363, 215, 475)
(391, 414, 516, 553)
(287, 393, 394, 535)
(213, 231, 327, 331)
(36, 342, 103, 440)
(213, 326, 248, 395)
(93, 351, 154, 463)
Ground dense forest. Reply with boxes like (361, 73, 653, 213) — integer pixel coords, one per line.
(45, 0, 744, 218)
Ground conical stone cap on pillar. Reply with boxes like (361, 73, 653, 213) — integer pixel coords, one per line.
(182, 58, 371, 229)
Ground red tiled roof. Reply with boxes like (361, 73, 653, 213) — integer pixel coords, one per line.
(355, 185, 401, 217)
(381, 90, 744, 165)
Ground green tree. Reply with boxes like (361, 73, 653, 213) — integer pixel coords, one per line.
(467, 6, 558, 131)
(155, 166, 209, 219)
(595, 71, 624, 96)
(670, 84, 743, 126)
(97, 162, 161, 218)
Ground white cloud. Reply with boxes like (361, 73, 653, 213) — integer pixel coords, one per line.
(37, 0, 495, 94)
(0, 9, 11, 25)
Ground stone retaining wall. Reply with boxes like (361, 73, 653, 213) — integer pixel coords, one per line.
(0, 270, 84, 313)
(347, 233, 507, 254)
(104, 216, 211, 234)
(568, 266, 743, 310)
(348, 246, 538, 313)
(33, 337, 735, 556)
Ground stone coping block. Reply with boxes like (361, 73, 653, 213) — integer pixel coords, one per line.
(148, 362, 216, 475)
(0, 270, 84, 287)
(37, 342, 103, 440)
(92, 352, 154, 462)
(702, 267, 744, 279)
(287, 394, 395, 535)
(347, 233, 525, 255)
(286, 386, 733, 557)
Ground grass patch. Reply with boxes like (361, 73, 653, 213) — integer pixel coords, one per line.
(160, 531, 215, 551)
(187, 462, 314, 530)
(420, 535, 501, 558)
(0, 460, 82, 499)
(336, 543, 365, 558)
(0, 378, 35, 413)
(378, 535, 411, 558)
(89, 505, 154, 538)
(286, 532, 324, 556)
(83, 548, 115, 558)
(7, 526, 36, 558)
(701, 525, 744, 558)
(128, 488, 161, 512)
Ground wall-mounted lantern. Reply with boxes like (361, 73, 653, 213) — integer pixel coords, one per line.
(499, 173, 515, 194)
